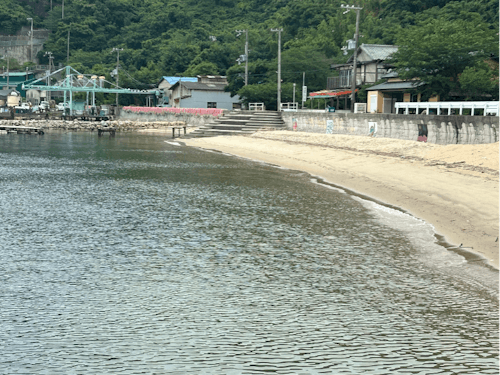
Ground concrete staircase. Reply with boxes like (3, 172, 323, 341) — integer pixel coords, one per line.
(188, 111, 286, 137)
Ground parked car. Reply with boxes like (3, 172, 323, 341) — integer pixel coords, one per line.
(39, 101, 50, 111)
(15, 102, 31, 110)
(56, 102, 68, 111)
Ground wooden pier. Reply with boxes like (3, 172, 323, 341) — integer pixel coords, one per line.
(97, 128, 116, 136)
(0, 125, 44, 135)
(172, 126, 187, 138)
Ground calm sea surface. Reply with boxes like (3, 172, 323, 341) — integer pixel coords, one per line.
(0, 132, 498, 374)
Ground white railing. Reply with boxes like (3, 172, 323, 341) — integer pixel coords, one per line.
(280, 102, 298, 111)
(248, 102, 265, 111)
(354, 103, 366, 113)
(395, 101, 499, 116)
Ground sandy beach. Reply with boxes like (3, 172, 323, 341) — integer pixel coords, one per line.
(182, 131, 499, 269)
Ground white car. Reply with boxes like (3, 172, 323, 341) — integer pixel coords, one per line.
(57, 103, 68, 111)
(15, 102, 31, 110)
(39, 101, 50, 110)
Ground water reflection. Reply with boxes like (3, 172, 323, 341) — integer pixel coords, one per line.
(0, 132, 497, 374)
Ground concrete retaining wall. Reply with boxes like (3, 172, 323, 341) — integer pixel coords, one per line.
(119, 109, 222, 127)
(0, 28, 50, 64)
(282, 112, 499, 144)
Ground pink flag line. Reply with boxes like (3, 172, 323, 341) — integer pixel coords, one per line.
(123, 106, 224, 117)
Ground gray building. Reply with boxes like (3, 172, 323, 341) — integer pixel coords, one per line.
(157, 76, 197, 106)
(170, 76, 240, 110)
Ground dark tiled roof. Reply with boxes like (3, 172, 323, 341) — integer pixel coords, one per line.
(381, 71, 399, 79)
(181, 82, 226, 91)
(366, 81, 424, 91)
(347, 44, 398, 63)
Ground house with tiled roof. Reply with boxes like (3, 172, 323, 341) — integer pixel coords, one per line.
(326, 44, 399, 109)
(157, 76, 198, 106)
(169, 76, 240, 110)
(329, 44, 398, 89)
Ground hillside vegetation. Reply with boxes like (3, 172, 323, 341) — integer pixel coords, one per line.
(1, 0, 498, 106)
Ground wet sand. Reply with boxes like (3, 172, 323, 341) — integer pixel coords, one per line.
(182, 131, 499, 269)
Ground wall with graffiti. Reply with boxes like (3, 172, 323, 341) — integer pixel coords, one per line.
(282, 112, 499, 144)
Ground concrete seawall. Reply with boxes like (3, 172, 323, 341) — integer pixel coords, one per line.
(282, 112, 499, 144)
(119, 109, 221, 127)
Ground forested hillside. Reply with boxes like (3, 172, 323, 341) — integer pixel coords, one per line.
(1, 0, 498, 106)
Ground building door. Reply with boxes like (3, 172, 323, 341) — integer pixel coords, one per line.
(369, 94, 377, 113)
(383, 97, 393, 113)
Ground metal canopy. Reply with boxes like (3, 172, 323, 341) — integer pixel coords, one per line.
(23, 66, 161, 115)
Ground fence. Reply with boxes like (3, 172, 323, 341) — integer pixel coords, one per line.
(248, 103, 265, 111)
(280, 102, 298, 111)
(395, 101, 499, 116)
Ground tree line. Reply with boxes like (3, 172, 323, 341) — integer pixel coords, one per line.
(1, 0, 498, 107)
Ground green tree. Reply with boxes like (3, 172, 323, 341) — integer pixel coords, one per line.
(184, 61, 219, 76)
(393, 16, 498, 100)
(237, 82, 297, 110)
(459, 61, 499, 101)
(0, 0, 28, 34)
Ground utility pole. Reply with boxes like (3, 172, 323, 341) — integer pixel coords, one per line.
(27, 18, 33, 63)
(270, 28, 283, 111)
(341, 4, 362, 112)
(67, 29, 70, 64)
(112, 47, 124, 106)
(302, 71, 305, 109)
(44, 51, 53, 101)
(235, 29, 249, 86)
(178, 77, 182, 108)
(4, 50, 10, 89)
(62, 0, 64, 19)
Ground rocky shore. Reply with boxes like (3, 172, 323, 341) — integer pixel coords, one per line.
(0, 119, 188, 132)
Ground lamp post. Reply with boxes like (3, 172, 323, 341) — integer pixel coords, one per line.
(112, 47, 124, 106)
(45, 51, 54, 101)
(340, 4, 362, 112)
(235, 29, 249, 86)
(270, 28, 283, 111)
(67, 28, 70, 63)
(3, 50, 10, 89)
(27, 18, 33, 63)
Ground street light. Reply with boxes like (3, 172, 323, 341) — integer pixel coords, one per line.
(112, 47, 124, 106)
(235, 29, 249, 86)
(44, 51, 54, 101)
(270, 28, 283, 111)
(340, 4, 362, 112)
(27, 18, 33, 63)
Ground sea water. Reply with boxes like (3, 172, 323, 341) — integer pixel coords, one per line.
(0, 132, 497, 374)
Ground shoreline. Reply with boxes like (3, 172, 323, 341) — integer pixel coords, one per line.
(181, 131, 499, 270)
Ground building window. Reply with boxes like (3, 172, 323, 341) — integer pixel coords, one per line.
(207, 102, 217, 108)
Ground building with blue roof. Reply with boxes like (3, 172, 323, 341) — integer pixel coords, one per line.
(157, 76, 197, 105)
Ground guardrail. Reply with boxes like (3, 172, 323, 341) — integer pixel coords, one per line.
(122, 106, 225, 117)
(280, 102, 298, 111)
(395, 101, 499, 116)
(248, 103, 265, 111)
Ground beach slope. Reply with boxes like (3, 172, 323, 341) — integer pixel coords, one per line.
(182, 131, 499, 269)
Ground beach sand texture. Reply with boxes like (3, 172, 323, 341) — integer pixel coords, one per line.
(182, 131, 499, 269)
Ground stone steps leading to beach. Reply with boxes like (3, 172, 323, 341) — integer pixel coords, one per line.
(188, 111, 285, 138)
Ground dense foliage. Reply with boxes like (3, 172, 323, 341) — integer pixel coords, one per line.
(2, 0, 498, 106)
